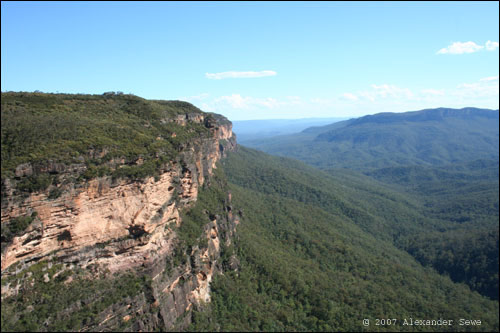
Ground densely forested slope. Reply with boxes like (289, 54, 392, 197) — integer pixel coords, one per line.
(245, 107, 499, 170)
(239, 107, 499, 301)
(229, 147, 499, 300)
(403, 228, 499, 301)
(364, 160, 499, 226)
(324, 165, 499, 301)
(188, 147, 499, 331)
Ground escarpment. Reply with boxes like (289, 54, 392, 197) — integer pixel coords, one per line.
(1, 116, 235, 273)
(1, 92, 239, 331)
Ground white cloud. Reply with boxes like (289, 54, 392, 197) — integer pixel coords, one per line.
(181, 94, 304, 118)
(339, 84, 414, 104)
(480, 75, 499, 82)
(178, 76, 499, 120)
(372, 84, 413, 98)
(437, 41, 499, 54)
(205, 70, 277, 80)
(485, 40, 499, 51)
(437, 41, 484, 54)
(355, 84, 414, 102)
(341, 92, 358, 101)
(178, 93, 212, 110)
(213, 94, 286, 109)
(453, 76, 499, 101)
(214, 94, 250, 109)
(200, 103, 215, 112)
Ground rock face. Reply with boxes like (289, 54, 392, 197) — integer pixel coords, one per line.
(2, 173, 179, 272)
(1, 111, 238, 331)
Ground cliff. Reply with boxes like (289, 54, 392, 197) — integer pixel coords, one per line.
(1, 92, 238, 331)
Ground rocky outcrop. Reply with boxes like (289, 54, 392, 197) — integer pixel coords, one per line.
(1, 111, 238, 331)
(1, 173, 182, 273)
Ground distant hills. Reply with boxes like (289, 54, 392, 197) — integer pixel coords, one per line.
(232, 117, 347, 143)
(245, 107, 499, 170)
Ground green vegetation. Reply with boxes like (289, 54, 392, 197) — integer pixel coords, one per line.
(362, 160, 499, 300)
(2, 96, 498, 332)
(0, 92, 234, 331)
(177, 166, 230, 248)
(242, 108, 499, 302)
(1, 212, 38, 249)
(188, 147, 499, 331)
(16, 174, 53, 193)
(1, 92, 213, 188)
(246, 107, 499, 170)
(1, 260, 150, 332)
(404, 228, 499, 300)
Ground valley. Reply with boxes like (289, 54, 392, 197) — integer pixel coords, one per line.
(238, 107, 499, 303)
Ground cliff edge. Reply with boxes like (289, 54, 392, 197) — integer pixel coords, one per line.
(1, 92, 238, 331)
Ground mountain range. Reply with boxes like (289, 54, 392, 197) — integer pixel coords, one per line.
(245, 107, 499, 170)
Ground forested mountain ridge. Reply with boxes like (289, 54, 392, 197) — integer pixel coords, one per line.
(246, 107, 499, 170)
(344, 107, 498, 125)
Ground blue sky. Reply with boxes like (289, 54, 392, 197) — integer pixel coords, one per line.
(2, 1, 499, 120)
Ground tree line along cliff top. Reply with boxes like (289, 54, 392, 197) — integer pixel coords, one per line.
(1, 92, 231, 190)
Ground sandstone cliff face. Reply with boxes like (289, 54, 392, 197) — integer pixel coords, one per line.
(1, 114, 238, 331)
(1, 172, 179, 272)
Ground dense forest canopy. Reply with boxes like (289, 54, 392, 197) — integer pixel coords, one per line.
(188, 147, 499, 331)
(241, 108, 499, 303)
